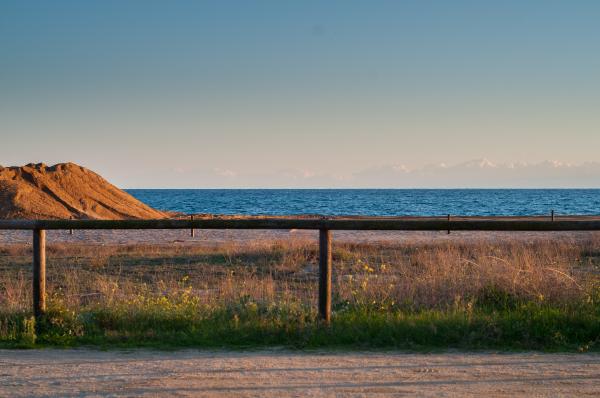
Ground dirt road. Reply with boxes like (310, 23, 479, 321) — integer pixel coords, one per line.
(1, 350, 599, 397)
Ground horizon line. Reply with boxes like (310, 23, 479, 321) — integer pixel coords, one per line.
(123, 187, 600, 190)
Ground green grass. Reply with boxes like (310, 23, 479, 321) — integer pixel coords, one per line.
(2, 297, 599, 351)
(2, 238, 599, 351)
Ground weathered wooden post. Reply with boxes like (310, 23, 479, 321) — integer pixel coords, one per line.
(318, 229, 332, 323)
(551, 210, 555, 222)
(33, 229, 46, 319)
(190, 215, 195, 238)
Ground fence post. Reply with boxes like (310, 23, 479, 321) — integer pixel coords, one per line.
(318, 229, 332, 323)
(33, 229, 46, 319)
(190, 215, 195, 237)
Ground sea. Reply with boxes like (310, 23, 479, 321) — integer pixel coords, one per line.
(127, 189, 600, 217)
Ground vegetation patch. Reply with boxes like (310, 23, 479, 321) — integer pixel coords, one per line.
(1, 237, 599, 350)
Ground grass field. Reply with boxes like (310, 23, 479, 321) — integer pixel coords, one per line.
(1, 235, 599, 350)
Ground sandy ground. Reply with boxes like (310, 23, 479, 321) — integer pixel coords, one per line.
(1, 228, 598, 246)
(1, 350, 599, 397)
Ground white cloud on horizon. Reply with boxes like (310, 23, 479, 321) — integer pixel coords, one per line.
(349, 159, 600, 188)
(123, 159, 600, 188)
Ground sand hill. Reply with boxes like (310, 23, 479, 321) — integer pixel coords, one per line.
(0, 163, 166, 219)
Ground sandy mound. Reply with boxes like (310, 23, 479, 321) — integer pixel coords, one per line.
(0, 163, 166, 219)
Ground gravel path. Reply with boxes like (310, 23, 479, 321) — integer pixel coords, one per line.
(1, 350, 599, 397)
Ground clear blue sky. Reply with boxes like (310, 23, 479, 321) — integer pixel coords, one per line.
(1, 1, 599, 187)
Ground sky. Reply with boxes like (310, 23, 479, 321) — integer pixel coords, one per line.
(1, 1, 599, 188)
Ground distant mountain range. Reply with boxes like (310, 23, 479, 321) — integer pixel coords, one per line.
(348, 159, 600, 188)
(154, 159, 600, 188)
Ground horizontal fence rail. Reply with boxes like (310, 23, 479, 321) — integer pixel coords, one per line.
(1, 215, 600, 324)
(1, 216, 600, 231)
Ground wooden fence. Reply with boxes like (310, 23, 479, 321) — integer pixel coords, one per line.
(1, 216, 600, 323)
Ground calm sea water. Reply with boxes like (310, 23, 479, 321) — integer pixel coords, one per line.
(126, 189, 600, 217)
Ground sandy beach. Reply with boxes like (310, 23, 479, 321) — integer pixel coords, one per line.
(1, 228, 598, 246)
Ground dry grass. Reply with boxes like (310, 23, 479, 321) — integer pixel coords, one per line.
(1, 234, 599, 349)
(1, 235, 598, 313)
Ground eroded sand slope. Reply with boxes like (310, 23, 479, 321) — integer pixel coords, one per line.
(0, 163, 165, 219)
